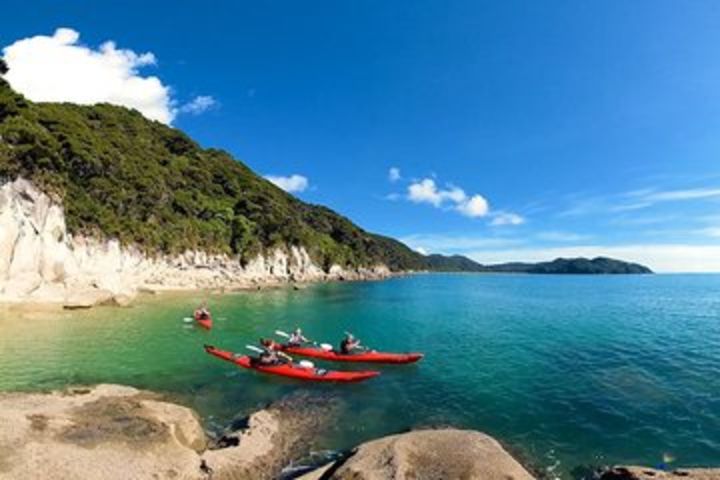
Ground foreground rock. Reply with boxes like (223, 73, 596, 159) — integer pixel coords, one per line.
(600, 466, 720, 480)
(204, 392, 340, 480)
(0, 178, 392, 308)
(0, 384, 205, 479)
(302, 429, 535, 480)
(0, 385, 337, 480)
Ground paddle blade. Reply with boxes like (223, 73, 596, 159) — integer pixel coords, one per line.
(298, 360, 315, 369)
(245, 345, 264, 353)
(319, 343, 333, 351)
(275, 330, 290, 338)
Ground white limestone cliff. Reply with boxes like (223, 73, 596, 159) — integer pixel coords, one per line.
(0, 178, 391, 307)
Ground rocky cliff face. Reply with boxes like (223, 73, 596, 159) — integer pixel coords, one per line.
(0, 178, 390, 307)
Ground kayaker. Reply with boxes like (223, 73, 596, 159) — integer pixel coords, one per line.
(257, 338, 291, 365)
(260, 338, 282, 351)
(288, 328, 309, 346)
(195, 302, 210, 320)
(339, 333, 362, 355)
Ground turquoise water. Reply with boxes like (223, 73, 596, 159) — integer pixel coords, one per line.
(1, 274, 719, 477)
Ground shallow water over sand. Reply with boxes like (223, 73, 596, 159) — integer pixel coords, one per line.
(1, 274, 719, 478)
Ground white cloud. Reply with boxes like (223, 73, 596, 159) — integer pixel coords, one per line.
(408, 179, 454, 206)
(265, 174, 309, 193)
(406, 178, 489, 218)
(388, 167, 401, 182)
(179, 95, 217, 115)
(464, 244, 720, 273)
(490, 212, 525, 226)
(415, 246, 428, 255)
(2, 28, 214, 124)
(457, 194, 489, 218)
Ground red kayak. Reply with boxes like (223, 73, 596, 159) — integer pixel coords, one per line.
(278, 344, 423, 364)
(194, 310, 212, 330)
(204, 345, 380, 383)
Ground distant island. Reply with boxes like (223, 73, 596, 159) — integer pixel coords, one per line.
(426, 255, 653, 274)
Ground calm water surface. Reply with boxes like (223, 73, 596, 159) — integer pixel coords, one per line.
(1, 274, 719, 478)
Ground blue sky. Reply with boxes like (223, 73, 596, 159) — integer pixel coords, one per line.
(2, 1, 720, 271)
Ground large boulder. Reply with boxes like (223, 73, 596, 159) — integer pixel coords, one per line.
(0, 384, 339, 480)
(202, 392, 340, 480)
(309, 428, 535, 480)
(600, 466, 720, 480)
(0, 384, 207, 480)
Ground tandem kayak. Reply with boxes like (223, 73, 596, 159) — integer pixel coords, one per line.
(204, 345, 380, 383)
(194, 311, 212, 330)
(278, 345, 424, 364)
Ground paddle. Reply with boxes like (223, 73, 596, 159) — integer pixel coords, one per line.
(275, 330, 290, 338)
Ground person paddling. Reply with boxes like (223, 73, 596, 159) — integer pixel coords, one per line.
(339, 333, 362, 355)
(288, 328, 309, 346)
(195, 302, 210, 320)
(257, 338, 291, 365)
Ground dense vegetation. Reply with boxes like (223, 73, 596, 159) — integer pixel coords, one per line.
(0, 74, 433, 270)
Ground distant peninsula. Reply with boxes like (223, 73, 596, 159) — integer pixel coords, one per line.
(426, 255, 653, 274)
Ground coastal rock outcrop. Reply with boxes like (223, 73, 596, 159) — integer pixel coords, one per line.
(600, 466, 720, 480)
(204, 392, 340, 480)
(0, 384, 206, 479)
(0, 385, 340, 480)
(0, 178, 392, 307)
(304, 428, 535, 480)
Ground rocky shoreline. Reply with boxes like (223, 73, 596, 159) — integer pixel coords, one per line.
(1, 384, 717, 480)
(0, 178, 394, 309)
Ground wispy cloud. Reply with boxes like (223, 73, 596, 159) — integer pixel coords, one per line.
(559, 185, 720, 218)
(400, 233, 524, 254)
(388, 167, 401, 182)
(179, 95, 217, 115)
(535, 231, 591, 242)
(640, 188, 720, 202)
(490, 212, 525, 226)
(695, 227, 720, 238)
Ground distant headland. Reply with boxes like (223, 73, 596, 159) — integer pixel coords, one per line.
(426, 255, 653, 274)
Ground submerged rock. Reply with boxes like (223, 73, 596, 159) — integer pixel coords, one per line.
(599, 466, 720, 480)
(301, 428, 535, 480)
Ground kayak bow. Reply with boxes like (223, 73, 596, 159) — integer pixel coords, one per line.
(278, 345, 424, 364)
(204, 345, 380, 383)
